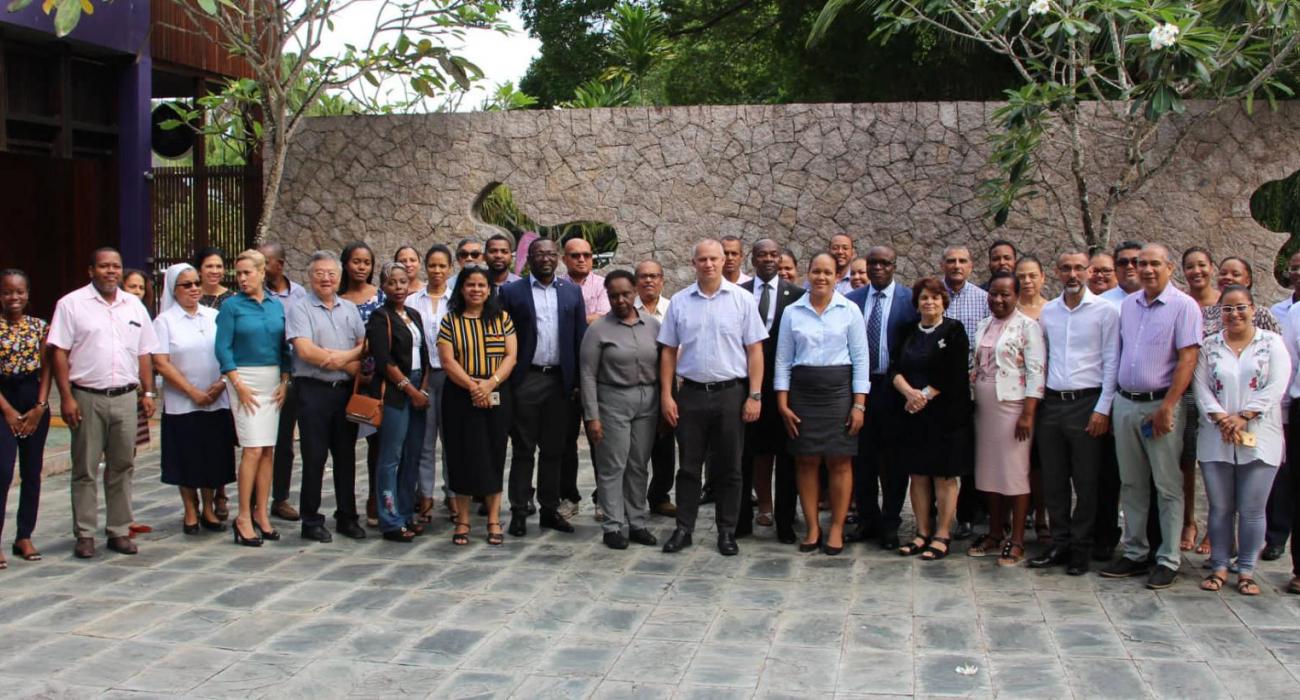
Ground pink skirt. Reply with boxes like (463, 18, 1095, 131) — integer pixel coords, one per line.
(974, 380, 1031, 496)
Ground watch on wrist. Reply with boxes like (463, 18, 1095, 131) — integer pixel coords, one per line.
(748, 392, 762, 401)
(920, 387, 934, 399)
(852, 403, 867, 412)
(143, 391, 157, 399)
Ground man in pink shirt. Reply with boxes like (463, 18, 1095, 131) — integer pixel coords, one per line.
(562, 237, 608, 517)
(48, 248, 159, 559)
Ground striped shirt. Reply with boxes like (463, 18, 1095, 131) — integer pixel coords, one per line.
(943, 280, 989, 359)
(437, 311, 515, 379)
(1117, 284, 1203, 392)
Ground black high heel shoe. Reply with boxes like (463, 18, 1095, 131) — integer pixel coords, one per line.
(200, 516, 226, 533)
(798, 532, 823, 553)
(255, 523, 281, 541)
(233, 522, 263, 547)
(183, 520, 200, 535)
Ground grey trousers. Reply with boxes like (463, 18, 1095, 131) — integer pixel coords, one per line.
(592, 384, 658, 533)
(418, 369, 448, 498)
(1113, 394, 1186, 569)
(69, 388, 137, 539)
(1036, 393, 1103, 549)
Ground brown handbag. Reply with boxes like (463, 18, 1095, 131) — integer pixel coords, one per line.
(345, 311, 391, 427)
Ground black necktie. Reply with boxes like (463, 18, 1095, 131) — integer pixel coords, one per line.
(758, 282, 771, 327)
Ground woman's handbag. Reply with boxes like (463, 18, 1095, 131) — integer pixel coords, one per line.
(345, 311, 390, 427)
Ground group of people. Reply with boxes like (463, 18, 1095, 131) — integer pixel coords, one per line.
(1, 232, 1298, 599)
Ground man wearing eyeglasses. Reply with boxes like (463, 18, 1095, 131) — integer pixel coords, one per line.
(1100, 241, 1143, 308)
(634, 260, 677, 517)
(560, 237, 610, 518)
(1102, 243, 1202, 589)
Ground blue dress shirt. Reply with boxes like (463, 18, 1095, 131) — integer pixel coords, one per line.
(774, 292, 871, 394)
(658, 280, 768, 383)
(531, 277, 561, 366)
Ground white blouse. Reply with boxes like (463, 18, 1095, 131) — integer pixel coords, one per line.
(153, 305, 229, 415)
(1193, 329, 1291, 466)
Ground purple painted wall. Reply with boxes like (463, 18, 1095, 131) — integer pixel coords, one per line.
(3, 1, 148, 54)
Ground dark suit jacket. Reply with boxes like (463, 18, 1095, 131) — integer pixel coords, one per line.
(367, 305, 432, 408)
(499, 275, 587, 393)
(846, 280, 919, 374)
(741, 276, 804, 393)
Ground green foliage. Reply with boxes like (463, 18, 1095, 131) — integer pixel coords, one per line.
(1253, 169, 1300, 284)
(517, 0, 620, 106)
(562, 77, 636, 106)
(473, 183, 620, 267)
(480, 81, 540, 110)
(600, 3, 674, 104)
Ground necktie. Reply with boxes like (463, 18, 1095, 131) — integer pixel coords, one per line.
(867, 290, 884, 373)
(758, 282, 772, 328)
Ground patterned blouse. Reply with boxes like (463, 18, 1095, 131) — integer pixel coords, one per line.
(0, 316, 48, 376)
(438, 312, 515, 379)
(199, 289, 235, 310)
(354, 290, 386, 323)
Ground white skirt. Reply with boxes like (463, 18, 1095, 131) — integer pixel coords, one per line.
(231, 366, 282, 447)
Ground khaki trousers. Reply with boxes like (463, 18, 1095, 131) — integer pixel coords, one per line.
(69, 388, 137, 539)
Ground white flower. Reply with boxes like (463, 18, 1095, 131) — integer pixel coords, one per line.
(973, 0, 989, 13)
(1028, 0, 1050, 15)
(1148, 22, 1180, 51)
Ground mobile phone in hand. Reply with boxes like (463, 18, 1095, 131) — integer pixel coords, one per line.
(1140, 419, 1154, 439)
(489, 391, 501, 407)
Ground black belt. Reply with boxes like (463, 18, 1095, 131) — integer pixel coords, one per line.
(681, 378, 743, 392)
(72, 383, 138, 397)
(1045, 387, 1102, 401)
(296, 376, 350, 389)
(1119, 388, 1168, 402)
(530, 365, 560, 374)
(597, 381, 655, 389)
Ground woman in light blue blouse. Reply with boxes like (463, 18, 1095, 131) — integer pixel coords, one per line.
(775, 253, 871, 555)
(214, 249, 292, 547)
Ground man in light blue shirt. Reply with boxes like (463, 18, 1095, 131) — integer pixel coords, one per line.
(658, 239, 767, 556)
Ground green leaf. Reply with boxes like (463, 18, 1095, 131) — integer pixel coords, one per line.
(52, 0, 81, 37)
(363, 72, 380, 87)
(6, 0, 36, 12)
(197, 0, 217, 14)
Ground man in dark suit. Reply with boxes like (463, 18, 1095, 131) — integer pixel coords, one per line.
(737, 238, 804, 543)
(845, 244, 918, 549)
(498, 239, 588, 536)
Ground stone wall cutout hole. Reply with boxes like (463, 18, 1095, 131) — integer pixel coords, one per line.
(471, 182, 619, 269)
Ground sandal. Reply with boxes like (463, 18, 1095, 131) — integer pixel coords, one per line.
(452, 523, 470, 546)
(1236, 577, 1260, 596)
(1180, 523, 1198, 552)
(920, 536, 951, 561)
(967, 534, 1001, 557)
(997, 541, 1025, 567)
(755, 512, 774, 527)
(418, 497, 434, 524)
(12, 540, 42, 561)
(486, 522, 504, 546)
(899, 534, 931, 556)
(1200, 572, 1227, 592)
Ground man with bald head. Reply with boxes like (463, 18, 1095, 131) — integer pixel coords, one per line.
(658, 239, 767, 555)
(1101, 243, 1201, 589)
(561, 236, 610, 517)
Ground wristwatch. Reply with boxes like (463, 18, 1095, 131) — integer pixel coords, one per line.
(748, 392, 762, 401)
(852, 403, 867, 412)
(920, 387, 934, 399)
(143, 391, 157, 399)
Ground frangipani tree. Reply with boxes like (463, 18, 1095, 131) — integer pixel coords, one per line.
(810, 0, 1300, 249)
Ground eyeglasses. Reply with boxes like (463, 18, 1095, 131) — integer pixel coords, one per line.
(636, 273, 663, 280)
(1058, 265, 1088, 273)
(866, 259, 895, 267)
(1220, 303, 1252, 314)
(457, 250, 483, 259)
(175, 281, 200, 289)
(1091, 267, 1115, 274)
(310, 270, 339, 279)
(567, 252, 593, 259)
(1115, 258, 1139, 268)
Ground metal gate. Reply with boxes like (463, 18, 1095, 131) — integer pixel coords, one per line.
(151, 164, 260, 287)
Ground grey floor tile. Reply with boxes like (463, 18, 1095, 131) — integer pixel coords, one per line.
(1049, 620, 1129, 658)
(537, 640, 626, 676)
(758, 644, 839, 693)
(1062, 657, 1151, 698)
(680, 642, 766, 688)
(433, 669, 522, 698)
(1253, 626, 1300, 664)
(987, 653, 1070, 699)
(844, 614, 912, 651)
(707, 609, 778, 644)
(1135, 659, 1231, 699)
(591, 679, 675, 699)
(189, 653, 312, 699)
(914, 617, 982, 655)
(1115, 622, 1201, 660)
(772, 611, 843, 648)
(640, 605, 717, 641)
(981, 619, 1052, 655)
(834, 650, 913, 695)
(461, 630, 550, 672)
(577, 602, 654, 636)
(117, 646, 244, 693)
(510, 674, 601, 699)
(72, 601, 187, 639)
(1207, 660, 1299, 698)
(912, 652, 991, 697)
(402, 626, 493, 668)
(608, 639, 699, 683)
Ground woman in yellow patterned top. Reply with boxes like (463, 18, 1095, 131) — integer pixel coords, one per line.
(437, 266, 518, 545)
(0, 269, 52, 567)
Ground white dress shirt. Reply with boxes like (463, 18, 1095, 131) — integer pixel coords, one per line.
(1272, 295, 1297, 338)
(153, 305, 227, 414)
(658, 280, 768, 383)
(634, 295, 670, 322)
(1195, 329, 1290, 466)
(751, 275, 780, 330)
(864, 281, 897, 375)
(409, 285, 453, 369)
(1039, 289, 1120, 415)
(1099, 286, 1129, 310)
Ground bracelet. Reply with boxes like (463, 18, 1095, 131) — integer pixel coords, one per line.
(491, 374, 501, 384)
(36, 401, 48, 409)
(396, 378, 411, 390)
(143, 391, 156, 399)
(852, 403, 866, 412)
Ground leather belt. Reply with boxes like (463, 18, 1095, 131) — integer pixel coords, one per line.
(1119, 388, 1168, 402)
(1045, 387, 1102, 401)
(681, 378, 743, 392)
(72, 383, 138, 397)
(530, 365, 560, 374)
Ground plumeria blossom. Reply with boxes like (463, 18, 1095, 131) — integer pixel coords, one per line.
(1148, 22, 1181, 50)
(973, 0, 990, 13)
(1028, 0, 1051, 15)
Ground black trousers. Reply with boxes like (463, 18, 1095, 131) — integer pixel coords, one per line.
(647, 427, 675, 507)
(561, 394, 583, 504)
(1265, 457, 1293, 549)
(1286, 404, 1300, 576)
(1036, 394, 1104, 550)
(295, 379, 359, 526)
(272, 380, 299, 503)
(853, 375, 909, 534)
(0, 372, 49, 541)
(674, 382, 745, 534)
(509, 370, 568, 514)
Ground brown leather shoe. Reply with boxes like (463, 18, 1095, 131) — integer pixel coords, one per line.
(106, 536, 138, 555)
(74, 537, 96, 559)
(651, 501, 677, 517)
(271, 500, 300, 522)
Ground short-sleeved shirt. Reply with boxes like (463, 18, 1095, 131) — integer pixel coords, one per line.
(0, 315, 48, 377)
(286, 294, 365, 381)
(153, 305, 228, 414)
(438, 311, 515, 379)
(1117, 283, 1203, 392)
(47, 284, 159, 389)
(657, 280, 768, 383)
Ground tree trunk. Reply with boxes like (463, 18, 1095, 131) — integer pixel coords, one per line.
(254, 98, 290, 245)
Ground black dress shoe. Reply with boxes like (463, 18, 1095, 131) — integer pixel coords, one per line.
(629, 528, 658, 546)
(953, 521, 974, 540)
(662, 527, 692, 553)
(1066, 550, 1091, 576)
(539, 510, 575, 533)
(717, 532, 739, 556)
(1261, 543, 1285, 561)
(1099, 556, 1151, 578)
(200, 517, 226, 533)
(776, 528, 797, 545)
(336, 519, 367, 540)
(508, 512, 527, 537)
(301, 524, 333, 543)
(846, 525, 880, 543)
(1146, 565, 1179, 589)
(880, 530, 900, 550)
(603, 531, 630, 550)
(527, 501, 537, 516)
(1028, 545, 1070, 569)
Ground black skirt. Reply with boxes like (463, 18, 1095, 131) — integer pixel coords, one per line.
(160, 409, 236, 488)
(443, 380, 511, 497)
(787, 365, 858, 457)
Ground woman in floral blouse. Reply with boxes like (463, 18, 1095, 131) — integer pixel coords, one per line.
(0, 269, 52, 567)
(967, 272, 1046, 566)
(1193, 285, 1290, 596)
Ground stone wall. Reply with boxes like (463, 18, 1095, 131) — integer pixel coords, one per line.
(273, 102, 1300, 297)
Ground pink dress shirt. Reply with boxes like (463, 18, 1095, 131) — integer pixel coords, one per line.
(47, 284, 159, 390)
(568, 272, 611, 317)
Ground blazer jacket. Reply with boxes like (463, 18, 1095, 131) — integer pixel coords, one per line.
(741, 276, 804, 392)
(845, 281, 919, 373)
(972, 310, 1047, 402)
(367, 304, 432, 409)
(499, 275, 588, 393)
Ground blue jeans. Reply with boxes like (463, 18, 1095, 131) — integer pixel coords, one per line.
(376, 370, 427, 533)
(1201, 459, 1277, 576)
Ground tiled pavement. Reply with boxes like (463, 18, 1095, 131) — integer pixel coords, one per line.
(2, 442, 1300, 699)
